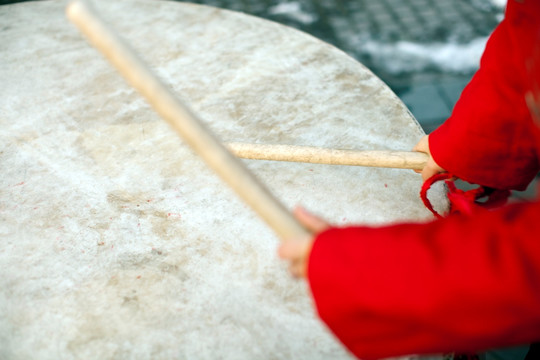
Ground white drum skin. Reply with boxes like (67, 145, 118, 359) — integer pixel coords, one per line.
(0, 1, 446, 359)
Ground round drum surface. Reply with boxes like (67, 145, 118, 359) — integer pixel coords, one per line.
(0, 1, 446, 359)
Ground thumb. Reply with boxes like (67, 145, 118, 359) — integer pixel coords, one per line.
(412, 135, 447, 180)
(421, 158, 446, 181)
(293, 206, 329, 234)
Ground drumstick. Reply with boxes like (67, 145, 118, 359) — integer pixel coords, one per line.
(226, 143, 428, 170)
(66, 1, 309, 239)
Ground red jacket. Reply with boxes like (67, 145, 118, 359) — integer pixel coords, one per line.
(308, 1, 540, 359)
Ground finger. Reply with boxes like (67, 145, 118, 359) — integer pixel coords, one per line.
(289, 261, 306, 278)
(278, 239, 308, 260)
(421, 163, 441, 181)
(279, 240, 311, 278)
(278, 241, 295, 260)
(421, 158, 447, 181)
(412, 136, 429, 175)
(293, 206, 329, 233)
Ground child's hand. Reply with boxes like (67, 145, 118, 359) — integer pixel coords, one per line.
(278, 207, 329, 278)
(413, 135, 447, 180)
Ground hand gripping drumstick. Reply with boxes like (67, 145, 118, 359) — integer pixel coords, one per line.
(226, 143, 428, 170)
(66, 0, 309, 239)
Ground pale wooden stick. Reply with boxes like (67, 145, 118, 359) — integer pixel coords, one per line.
(227, 143, 428, 170)
(66, 0, 309, 239)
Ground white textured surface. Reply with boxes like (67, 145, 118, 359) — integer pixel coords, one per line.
(0, 1, 446, 359)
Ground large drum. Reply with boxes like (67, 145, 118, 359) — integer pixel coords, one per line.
(0, 1, 446, 359)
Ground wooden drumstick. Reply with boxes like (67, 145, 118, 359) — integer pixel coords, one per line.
(66, 0, 309, 239)
(226, 143, 428, 170)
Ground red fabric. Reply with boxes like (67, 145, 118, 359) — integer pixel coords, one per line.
(309, 201, 540, 359)
(420, 173, 511, 219)
(307, 1, 540, 359)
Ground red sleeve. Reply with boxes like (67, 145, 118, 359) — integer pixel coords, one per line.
(308, 199, 540, 359)
(429, 0, 540, 191)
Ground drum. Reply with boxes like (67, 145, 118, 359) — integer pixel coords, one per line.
(0, 1, 446, 359)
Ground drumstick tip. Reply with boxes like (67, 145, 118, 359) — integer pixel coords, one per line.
(65, 0, 80, 18)
(66, 0, 90, 23)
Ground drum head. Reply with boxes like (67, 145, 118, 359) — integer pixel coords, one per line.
(0, 1, 446, 359)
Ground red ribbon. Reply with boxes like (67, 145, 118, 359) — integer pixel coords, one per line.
(420, 173, 511, 219)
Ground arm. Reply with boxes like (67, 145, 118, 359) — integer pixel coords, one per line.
(426, 1, 540, 190)
(308, 200, 540, 359)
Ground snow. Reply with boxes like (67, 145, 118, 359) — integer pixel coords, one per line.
(265, 1, 504, 76)
(362, 37, 489, 75)
(489, 0, 507, 9)
(268, 2, 318, 25)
